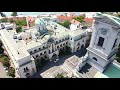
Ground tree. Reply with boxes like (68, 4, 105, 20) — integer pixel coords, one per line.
(73, 16, 85, 22)
(7, 67, 15, 77)
(9, 19, 14, 23)
(0, 55, 10, 67)
(0, 40, 3, 47)
(11, 12, 17, 16)
(58, 20, 70, 28)
(0, 18, 8, 22)
(55, 73, 65, 78)
(16, 26, 22, 33)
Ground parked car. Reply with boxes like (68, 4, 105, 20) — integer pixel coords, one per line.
(3, 66, 8, 70)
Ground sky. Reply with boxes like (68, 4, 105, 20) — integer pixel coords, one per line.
(2, 12, 69, 16)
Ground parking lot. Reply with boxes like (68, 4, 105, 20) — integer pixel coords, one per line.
(0, 62, 8, 78)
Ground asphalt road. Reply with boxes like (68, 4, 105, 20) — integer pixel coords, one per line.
(32, 48, 87, 78)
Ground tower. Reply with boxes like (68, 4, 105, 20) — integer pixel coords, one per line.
(85, 13, 120, 72)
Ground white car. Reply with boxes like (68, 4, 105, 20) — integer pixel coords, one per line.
(54, 59, 59, 63)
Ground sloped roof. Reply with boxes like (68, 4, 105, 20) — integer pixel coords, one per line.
(70, 19, 80, 24)
(84, 18, 94, 23)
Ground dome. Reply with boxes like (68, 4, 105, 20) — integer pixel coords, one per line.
(35, 18, 46, 25)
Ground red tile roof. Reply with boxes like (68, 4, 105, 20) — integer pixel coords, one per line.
(23, 26, 29, 28)
(84, 18, 94, 23)
(57, 15, 74, 21)
(70, 19, 80, 24)
(26, 17, 35, 22)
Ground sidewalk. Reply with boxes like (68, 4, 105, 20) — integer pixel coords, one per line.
(0, 62, 8, 78)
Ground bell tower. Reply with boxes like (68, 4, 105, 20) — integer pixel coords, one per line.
(85, 13, 120, 72)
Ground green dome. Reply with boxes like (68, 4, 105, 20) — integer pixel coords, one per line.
(35, 18, 46, 25)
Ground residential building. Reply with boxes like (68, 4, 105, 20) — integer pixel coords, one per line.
(70, 19, 82, 30)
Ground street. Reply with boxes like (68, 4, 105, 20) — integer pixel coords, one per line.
(32, 48, 87, 78)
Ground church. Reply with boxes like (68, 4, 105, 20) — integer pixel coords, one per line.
(75, 13, 120, 78)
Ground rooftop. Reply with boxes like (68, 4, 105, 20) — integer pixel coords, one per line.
(68, 29, 86, 37)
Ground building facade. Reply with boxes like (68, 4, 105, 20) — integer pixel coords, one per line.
(76, 13, 120, 73)
(0, 17, 88, 78)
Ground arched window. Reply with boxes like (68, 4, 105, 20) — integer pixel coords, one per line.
(93, 57, 97, 61)
(40, 53, 42, 55)
(39, 48, 41, 50)
(57, 46, 59, 48)
(43, 46, 45, 49)
(44, 51, 46, 54)
(34, 49, 36, 52)
(36, 54, 38, 57)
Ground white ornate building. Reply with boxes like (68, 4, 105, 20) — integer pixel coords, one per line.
(0, 17, 88, 78)
(76, 13, 120, 74)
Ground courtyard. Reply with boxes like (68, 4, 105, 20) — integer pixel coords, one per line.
(32, 47, 87, 78)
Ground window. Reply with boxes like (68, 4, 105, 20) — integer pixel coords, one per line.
(97, 37, 104, 47)
(30, 51, 32, 54)
(44, 55, 47, 58)
(63, 43, 65, 46)
(40, 53, 42, 55)
(29, 37, 32, 39)
(26, 38, 28, 40)
(44, 51, 46, 54)
(83, 40, 84, 42)
(68, 37, 69, 39)
(66, 42, 68, 44)
(112, 38, 118, 49)
(34, 49, 36, 52)
(71, 38, 72, 40)
(36, 54, 38, 57)
(39, 48, 41, 50)
(49, 50, 51, 53)
(56, 41, 58, 44)
(78, 43, 80, 46)
(57, 46, 59, 48)
(60, 44, 62, 47)
(43, 46, 45, 49)
(93, 57, 97, 61)
(33, 56, 35, 59)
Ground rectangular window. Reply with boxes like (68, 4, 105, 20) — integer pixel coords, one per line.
(112, 38, 118, 49)
(97, 37, 104, 47)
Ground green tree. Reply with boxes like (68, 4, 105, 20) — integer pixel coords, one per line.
(16, 26, 22, 33)
(3, 58, 10, 67)
(73, 16, 85, 22)
(0, 55, 10, 67)
(58, 20, 70, 28)
(0, 18, 8, 22)
(55, 73, 65, 78)
(11, 12, 17, 16)
(0, 40, 3, 47)
(9, 19, 14, 23)
(7, 67, 15, 77)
